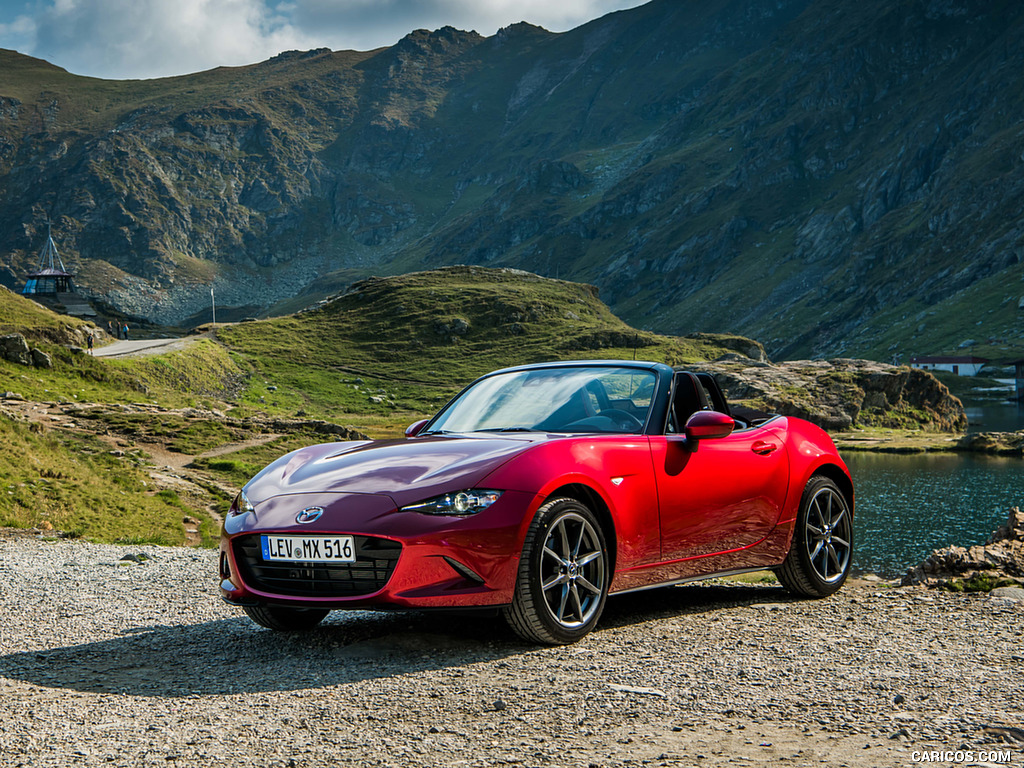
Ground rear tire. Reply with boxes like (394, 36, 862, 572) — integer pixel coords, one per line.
(242, 604, 330, 631)
(503, 497, 609, 645)
(776, 476, 853, 597)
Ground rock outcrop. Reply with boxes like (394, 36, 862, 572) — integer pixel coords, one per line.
(696, 357, 967, 432)
(1, 333, 52, 369)
(902, 507, 1024, 589)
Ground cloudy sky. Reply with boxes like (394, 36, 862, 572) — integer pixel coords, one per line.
(0, 0, 647, 80)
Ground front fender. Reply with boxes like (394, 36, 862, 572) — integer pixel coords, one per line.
(480, 436, 662, 571)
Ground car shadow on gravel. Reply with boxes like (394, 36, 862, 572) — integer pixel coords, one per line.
(601, 581, 794, 629)
(0, 583, 793, 698)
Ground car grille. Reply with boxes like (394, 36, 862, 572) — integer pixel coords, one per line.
(232, 535, 402, 598)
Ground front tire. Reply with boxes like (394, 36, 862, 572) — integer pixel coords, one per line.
(242, 604, 330, 631)
(503, 497, 609, 645)
(776, 475, 853, 597)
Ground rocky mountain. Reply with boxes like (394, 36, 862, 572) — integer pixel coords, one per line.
(1, 0, 1023, 361)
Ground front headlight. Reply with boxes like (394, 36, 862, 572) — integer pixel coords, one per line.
(229, 489, 256, 517)
(402, 489, 503, 516)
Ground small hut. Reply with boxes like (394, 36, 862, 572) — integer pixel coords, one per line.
(21, 228, 95, 316)
(22, 228, 73, 295)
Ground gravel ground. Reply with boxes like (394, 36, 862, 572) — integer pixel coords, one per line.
(1, 531, 1022, 768)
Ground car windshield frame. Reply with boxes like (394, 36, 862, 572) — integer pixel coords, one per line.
(423, 365, 659, 436)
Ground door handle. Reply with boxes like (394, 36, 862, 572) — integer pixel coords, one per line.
(751, 440, 778, 455)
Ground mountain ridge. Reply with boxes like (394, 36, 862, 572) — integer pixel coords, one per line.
(1, 0, 1023, 361)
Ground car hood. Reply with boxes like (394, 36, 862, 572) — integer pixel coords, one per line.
(244, 434, 542, 506)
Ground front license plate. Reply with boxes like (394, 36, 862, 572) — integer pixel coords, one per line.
(260, 534, 356, 563)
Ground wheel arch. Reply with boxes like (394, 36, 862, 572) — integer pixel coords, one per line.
(543, 482, 618, 574)
(811, 463, 854, 518)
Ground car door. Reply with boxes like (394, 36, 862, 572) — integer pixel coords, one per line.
(649, 421, 790, 562)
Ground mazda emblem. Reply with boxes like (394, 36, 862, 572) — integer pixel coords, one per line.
(295, 506, 324, 524)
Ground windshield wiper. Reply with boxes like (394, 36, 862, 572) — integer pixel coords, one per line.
(470, 427, 537, 433)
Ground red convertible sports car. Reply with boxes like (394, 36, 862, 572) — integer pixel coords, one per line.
(220, 360, 853, 644)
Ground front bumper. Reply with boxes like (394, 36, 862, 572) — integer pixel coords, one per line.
(219, 489, 536, 610)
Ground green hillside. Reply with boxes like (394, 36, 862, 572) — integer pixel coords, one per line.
(2, 0, 1024, 362)
(216, 266, 752, 430)
(0, 285, 94, 342)
(0, 292, 245, 542)
(0, 416, 205, 544)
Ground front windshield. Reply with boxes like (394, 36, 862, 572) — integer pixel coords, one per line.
(426, 366, 657, 435)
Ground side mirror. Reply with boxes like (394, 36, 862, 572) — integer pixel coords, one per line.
(405, 419, 430, 438)
(684, 410, 735, 441)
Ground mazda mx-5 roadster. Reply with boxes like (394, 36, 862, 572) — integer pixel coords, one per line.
(219, 360, 854, 644)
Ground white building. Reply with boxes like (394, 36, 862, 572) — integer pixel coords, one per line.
(910, 356, 989, 376)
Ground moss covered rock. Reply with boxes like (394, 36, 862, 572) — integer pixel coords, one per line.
(696, 357, 967, 432)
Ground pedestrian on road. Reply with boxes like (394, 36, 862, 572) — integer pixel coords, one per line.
(87, 333, 94, 355)
(123, 323, 130, 340)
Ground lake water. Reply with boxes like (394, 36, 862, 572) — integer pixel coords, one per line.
(964, 400, 1024, 432)
(843, 451, 1024, 577)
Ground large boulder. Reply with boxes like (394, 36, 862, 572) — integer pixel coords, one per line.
(0, 334, 31, 366)
(1, 333, 55, 369)
(30, 348, 53, 369)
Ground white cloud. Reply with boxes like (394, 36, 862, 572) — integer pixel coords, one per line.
(1, 0, 647, 80)
(25, 0, 316, 79)
(0, 10, 39, 56)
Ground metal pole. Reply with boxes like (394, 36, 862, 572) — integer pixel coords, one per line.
(211, 286, 216, 326)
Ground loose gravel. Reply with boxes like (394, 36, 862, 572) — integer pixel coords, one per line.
(1, 531, 1023, 768)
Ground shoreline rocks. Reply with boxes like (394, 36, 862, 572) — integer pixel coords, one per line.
(901, 506, 1024, 590)
(955, 430, 1024, 456)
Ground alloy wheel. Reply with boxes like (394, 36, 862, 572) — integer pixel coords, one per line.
(804, 486, 852, 584)
(539, 512, 606, 628)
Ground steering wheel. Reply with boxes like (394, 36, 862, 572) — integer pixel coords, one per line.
(599, 409, 643, 431)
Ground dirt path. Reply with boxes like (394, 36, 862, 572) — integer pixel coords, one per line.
(133, 434, 284, 543)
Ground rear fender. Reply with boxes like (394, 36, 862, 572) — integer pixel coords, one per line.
(774, 417, 853, 527)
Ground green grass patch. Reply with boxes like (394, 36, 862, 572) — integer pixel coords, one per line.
(939, 572, 1019, 593)
(0, 336, 248, 412)
(111, 339, 248, 402)
(0, 416, 200, 544)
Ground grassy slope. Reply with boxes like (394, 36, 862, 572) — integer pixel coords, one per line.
(0, 290, 246, 543)
(0, 418, 199, 544)
(0, 285, 94, 341)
